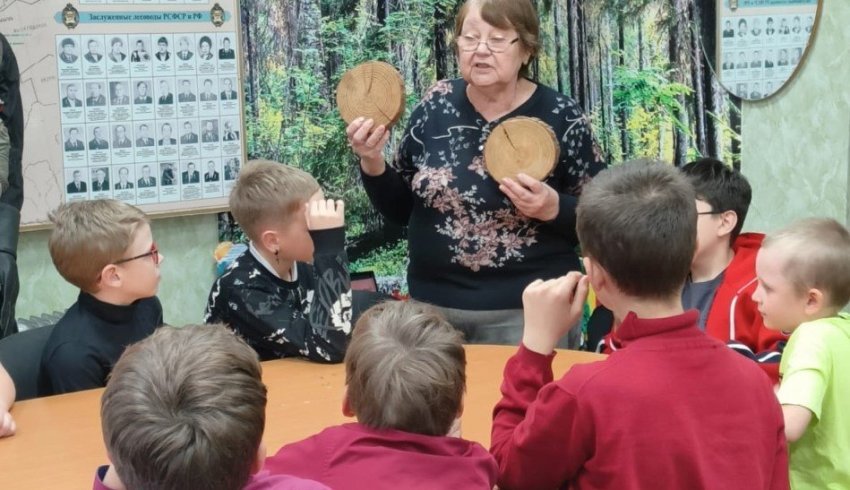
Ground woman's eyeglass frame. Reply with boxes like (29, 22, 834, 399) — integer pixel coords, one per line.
(456, 35, 519, 53)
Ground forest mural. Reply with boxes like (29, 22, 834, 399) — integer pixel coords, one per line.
(220, 0, 740, 288)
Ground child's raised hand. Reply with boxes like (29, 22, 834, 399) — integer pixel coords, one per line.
(521, 272, 588, 355)
(0, 410, 16, 437)
(305, 199, 345, 231)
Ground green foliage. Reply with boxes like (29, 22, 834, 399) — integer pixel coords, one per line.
(350, 240, 409, 278)
(708, 106, 742, 167)
(613, 66, 692, 159)
(243, 0, 466, 242)
(614, 66, 691, 122)
(626, 106, 662, 158)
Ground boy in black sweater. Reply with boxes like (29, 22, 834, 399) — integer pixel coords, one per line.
(40, 200, 164, 395)
(205, 160, 353, 362)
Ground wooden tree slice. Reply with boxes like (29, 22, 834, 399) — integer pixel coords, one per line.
(484, 117, 559, 182)
(336, 61, 406, 128)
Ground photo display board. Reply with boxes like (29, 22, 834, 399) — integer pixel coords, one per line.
(716, 0, 820, 100)
(0, 0, 245, 228)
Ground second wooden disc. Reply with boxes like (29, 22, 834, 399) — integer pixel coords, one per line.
(483, 117, 559, 182)
(336, 61, 405, 128)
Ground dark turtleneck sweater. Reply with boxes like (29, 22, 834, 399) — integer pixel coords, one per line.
(39, 292, 163, 396)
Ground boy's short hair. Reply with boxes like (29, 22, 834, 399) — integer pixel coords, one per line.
(48, 200, 148, 292)
(681, 158, 752, 241)
(345, 301, 465, 437)
(229, 159, 320, 242)
(577, 160, 697, 299)
(763, 218, 850, 308)
(101, 324, 266, 490)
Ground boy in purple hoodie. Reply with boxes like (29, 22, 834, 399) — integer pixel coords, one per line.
(265, 301, 498, 489)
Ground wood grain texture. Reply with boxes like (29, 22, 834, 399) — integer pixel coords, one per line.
(484, 117, 559, 182)
(336, 61, 405, 128)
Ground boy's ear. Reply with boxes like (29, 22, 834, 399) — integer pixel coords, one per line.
(803, 287, 827, 316)
(342, 385, 355, 418)
(259, 229, 279, 253)
(99, 264, 122, 288)
(583, 256, 606, 292)
(250, 441, 267, 475)
(717, 210, 739, 238)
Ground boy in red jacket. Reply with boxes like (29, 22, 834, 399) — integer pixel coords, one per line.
(595, 158, 785, 382)
(683, 159, 786, 379)
(491, 161, 788, 490)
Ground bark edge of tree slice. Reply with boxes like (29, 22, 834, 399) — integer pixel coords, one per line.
(336, 61, 405, 129)
(484, 116, 559, 182)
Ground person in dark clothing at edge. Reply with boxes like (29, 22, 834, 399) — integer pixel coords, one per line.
(0, 33, 24, 338)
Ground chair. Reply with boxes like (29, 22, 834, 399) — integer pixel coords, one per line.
(350, 271, 393, 325)
(350, 271, 378, 292)
(0, 324, 55, 401)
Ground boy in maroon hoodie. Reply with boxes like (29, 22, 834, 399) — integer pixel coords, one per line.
(265, 301, 498, 489)
(594, 158, 786, 382)
(491, 161, 788, 490)
(94, 324, 327, 490)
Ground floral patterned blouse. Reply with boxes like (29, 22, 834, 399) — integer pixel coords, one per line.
(362, 78, 605, 310)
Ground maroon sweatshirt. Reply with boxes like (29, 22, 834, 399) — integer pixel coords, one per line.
(491, 310, 789, 490)
(265, 423, 498, 490)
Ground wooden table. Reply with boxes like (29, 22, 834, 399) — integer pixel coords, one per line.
(0, 345, 603, 489)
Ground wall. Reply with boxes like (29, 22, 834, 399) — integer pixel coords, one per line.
(16, 213, 218, 327)
(742, 0, 850, 232)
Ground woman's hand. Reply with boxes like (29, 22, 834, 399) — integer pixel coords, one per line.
(346, 117, 391, 176)
(499, 173, 560, 221)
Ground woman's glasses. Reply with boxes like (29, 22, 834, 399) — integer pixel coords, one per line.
(456, 35, 519, 53)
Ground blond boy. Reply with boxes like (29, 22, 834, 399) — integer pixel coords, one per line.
(39, 200, 164, 395)
(753, 218, 850, 489)
(265, 301, 498, 489)
(205, 159, 353, 362)
(94, 324, 328, 490)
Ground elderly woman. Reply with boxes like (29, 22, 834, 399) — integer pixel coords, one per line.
(347, 0, 605, 345)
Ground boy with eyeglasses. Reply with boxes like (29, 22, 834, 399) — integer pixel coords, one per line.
(39, 200, 164, 396)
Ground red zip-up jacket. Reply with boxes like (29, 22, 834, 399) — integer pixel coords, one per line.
(492, 311, 789, 490)
(705, 233, 787, 381)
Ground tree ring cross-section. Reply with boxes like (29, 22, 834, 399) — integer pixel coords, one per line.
(484, 116, 559, 183)
(336, 61, 405, 129)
